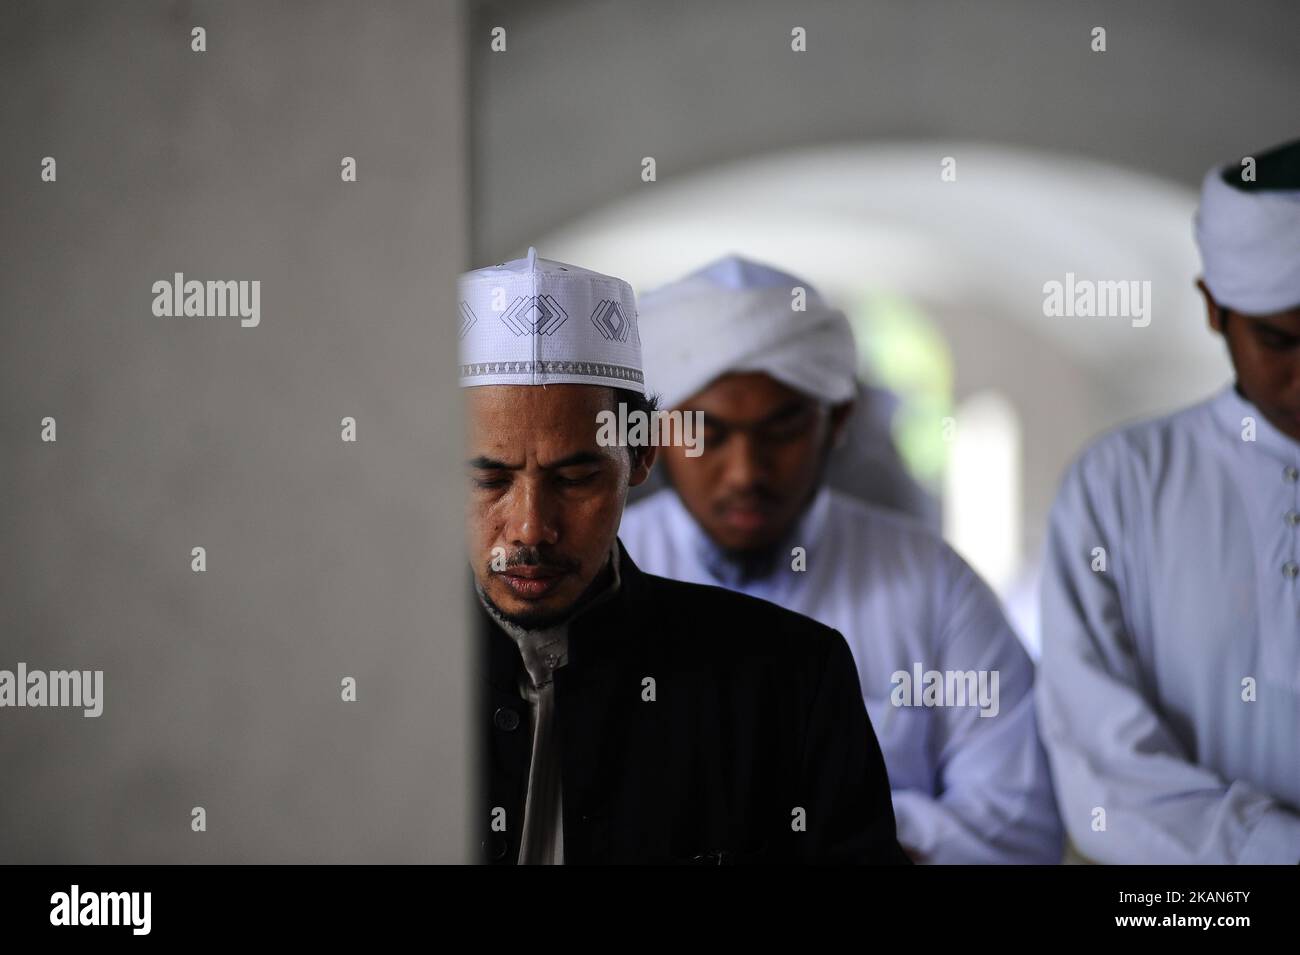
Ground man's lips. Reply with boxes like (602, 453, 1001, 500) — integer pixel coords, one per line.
(718, 503, 776, 532)
(498, 568, 567, 600)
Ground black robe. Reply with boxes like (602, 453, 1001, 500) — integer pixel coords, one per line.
(476, 540, 910, 864)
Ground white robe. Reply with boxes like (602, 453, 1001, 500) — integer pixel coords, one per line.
(1037, 383, 1300, 863)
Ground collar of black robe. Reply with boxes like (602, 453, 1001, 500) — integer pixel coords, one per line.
(476, 538, 648, 694)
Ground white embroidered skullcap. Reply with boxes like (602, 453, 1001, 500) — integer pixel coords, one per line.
(458, 248, 644, 393)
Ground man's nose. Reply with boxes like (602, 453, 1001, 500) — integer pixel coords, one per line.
(718, 432, 770, 490)
(504, 482, 559, 547)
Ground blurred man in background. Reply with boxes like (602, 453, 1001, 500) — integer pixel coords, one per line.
(1036, 138, 1300, 863)
(620, 255, 1063, 863)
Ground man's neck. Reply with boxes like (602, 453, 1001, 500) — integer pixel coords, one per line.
(1234, 381, 1300, 448)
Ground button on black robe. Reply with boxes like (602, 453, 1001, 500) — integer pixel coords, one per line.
(477, 540, 910, 864)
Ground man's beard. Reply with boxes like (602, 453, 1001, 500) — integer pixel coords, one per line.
(716, 539, 785, 581)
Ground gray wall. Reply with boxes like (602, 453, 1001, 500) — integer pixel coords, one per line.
(472, 0, 1299, 263)
(0, 0, 470, 862)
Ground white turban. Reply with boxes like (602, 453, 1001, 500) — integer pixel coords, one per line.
(458, 248, 644, 393)
(1194, 139, 1300, 315)
(636, 255, 859, 409)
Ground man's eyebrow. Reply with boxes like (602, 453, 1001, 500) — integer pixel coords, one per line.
(1251, 317, 1300, 337)
(760, 399, 815, 424)
(468, 455, 515, 470)
(466, 451, 606, 470)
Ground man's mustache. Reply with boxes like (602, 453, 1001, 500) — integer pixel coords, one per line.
(489, 546, 580, 574)
(715, 487, 780, 511)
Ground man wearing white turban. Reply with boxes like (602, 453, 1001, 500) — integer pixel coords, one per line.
(463, 249, 907, 865)
(1037, 138, 1300, 863)
(619, 254, 1064, 864)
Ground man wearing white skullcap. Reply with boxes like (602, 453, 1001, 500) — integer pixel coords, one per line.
(462, 249, 907, 865)
(1037, 138, 1300, 863)
(619, 254, 1064, 863)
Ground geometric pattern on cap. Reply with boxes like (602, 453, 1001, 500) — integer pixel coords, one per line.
(501, 294, 568, 336)
(590, 299, 633, 342)
(458, 301, 477, 339)
(460, 359, 644, 385)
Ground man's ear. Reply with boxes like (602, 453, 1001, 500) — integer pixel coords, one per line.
(1198, 278, 1226, 335)
(829, 400, 855, 450)
(628, 445, 658, 488)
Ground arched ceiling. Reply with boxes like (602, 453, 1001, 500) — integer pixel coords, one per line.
(533, 142, 1228, 413)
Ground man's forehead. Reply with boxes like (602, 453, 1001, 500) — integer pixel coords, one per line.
(466, 382, 612, 408)
(466, 383, 613, 456)
(685, 372, 815, 414)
